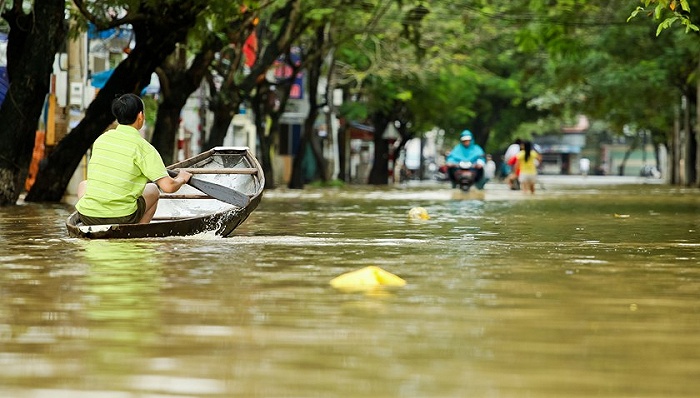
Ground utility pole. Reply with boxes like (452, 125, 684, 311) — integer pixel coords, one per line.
(63, 27, 88, 200)
(67, 28, 87, 121)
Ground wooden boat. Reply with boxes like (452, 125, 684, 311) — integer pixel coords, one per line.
(66, 147, 264, 239)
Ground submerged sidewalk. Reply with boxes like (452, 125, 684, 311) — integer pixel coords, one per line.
(534, 174, 665, 187)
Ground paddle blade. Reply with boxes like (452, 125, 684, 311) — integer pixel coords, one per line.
(167, 169, 250, 207)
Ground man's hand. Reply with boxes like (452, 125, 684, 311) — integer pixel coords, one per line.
(158, 169, 193, 193)
(176, 169, 192, 184)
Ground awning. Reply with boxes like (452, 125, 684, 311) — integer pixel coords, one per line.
(348, 121, 374, 141)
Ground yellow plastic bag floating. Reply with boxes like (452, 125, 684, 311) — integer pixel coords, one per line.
(408, 206, 430, 220)
(330, 266, 406, 292)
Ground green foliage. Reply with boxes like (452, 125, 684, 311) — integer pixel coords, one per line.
(536, 1, 698, 147)
(628, 0, 699, 35)
(11, 0, 697, 185)
(331, 0, 544, 148)
(339, 101, 369, 122)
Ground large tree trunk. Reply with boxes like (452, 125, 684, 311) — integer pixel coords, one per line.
(618, 147, 633, 176)
(251, 83, 277, 189)
(288, 110, 326, 189)
(0, 1, 66, 205)
(288, 136, 308, 189)
(367, 100, 417, 185)
(257, 118, 277, 190)
(337, 118, 348, 182)
(289, 27, 328, 189)
(683, 93, 694, 185)
(26, 3, 204, 202)
(205, 103, 239, 150)
(151, 97, 182, 166)
(672, 105, 681, 184)
(367, 113, 391, 185)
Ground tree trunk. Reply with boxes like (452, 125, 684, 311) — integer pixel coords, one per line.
(673, 103, 681, 184)
(337, 118, 348, 182)
(688, 125, 697, 185)
(289, 27, 328, 188)
(367, 114, 390, 185)
(0, 1, 66, 205)
(618, 147, 632, 176)
(258, 117, 277, 190)
(203, 49, 242, 151)
(205, 104, 239, 150)
(288, 88, 319, 189)
(288, 110, 326, 188)
(684, 94, 693, 186)
(152, 42, 219, 165)
(151, 99, 182, 165)
(250, 83, 277, 189)
(288, 135, 308, 189)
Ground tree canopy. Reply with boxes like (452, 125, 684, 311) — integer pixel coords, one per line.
(0, 0, 698, 205)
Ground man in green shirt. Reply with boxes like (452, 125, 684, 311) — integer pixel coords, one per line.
(75, 93, 192, 225)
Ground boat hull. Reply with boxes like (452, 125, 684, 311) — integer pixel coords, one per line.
(66, 147, 264, 239)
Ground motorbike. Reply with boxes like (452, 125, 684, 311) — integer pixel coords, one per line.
(452, 161, 479, 192)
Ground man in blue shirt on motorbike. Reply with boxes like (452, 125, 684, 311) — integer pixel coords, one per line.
(445, 129, 486, 189)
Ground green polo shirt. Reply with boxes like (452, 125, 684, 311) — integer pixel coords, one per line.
(75, 125, 168, 218)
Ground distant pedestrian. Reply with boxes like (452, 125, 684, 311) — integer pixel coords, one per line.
(579, 157, 590, 176)
(504, 138, 522, 190)
(476, 154, 497, 189)
(484, 154, 496, 181)
(513, 141, 542, 194)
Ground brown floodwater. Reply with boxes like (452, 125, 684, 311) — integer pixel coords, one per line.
(1, 178, 699, 397)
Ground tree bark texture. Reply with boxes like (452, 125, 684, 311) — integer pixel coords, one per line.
(251, 83, 277, 190)
(0, 1, 66, 205)
(367, 113, 390, 185)
(288, 27, 328, 189)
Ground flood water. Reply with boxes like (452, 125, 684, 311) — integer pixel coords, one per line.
(1, 177, 699, 398)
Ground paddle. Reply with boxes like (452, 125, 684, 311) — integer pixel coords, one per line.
(167, 169, 250, 207)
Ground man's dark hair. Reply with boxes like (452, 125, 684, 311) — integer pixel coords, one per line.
(111, 93, 144, 125)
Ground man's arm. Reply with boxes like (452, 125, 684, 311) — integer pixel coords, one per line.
(470, 146, 486, 167)
(155, 170, 192, 193)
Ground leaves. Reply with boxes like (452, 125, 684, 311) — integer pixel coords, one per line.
(628, 0, 699, 35)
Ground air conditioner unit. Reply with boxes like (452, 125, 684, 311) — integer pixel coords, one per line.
(69, 82, 83, 107)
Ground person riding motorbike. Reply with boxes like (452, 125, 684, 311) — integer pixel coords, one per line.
(445, 130, 486, 189)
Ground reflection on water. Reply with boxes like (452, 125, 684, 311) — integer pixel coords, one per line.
(1, 182, 699, 397)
